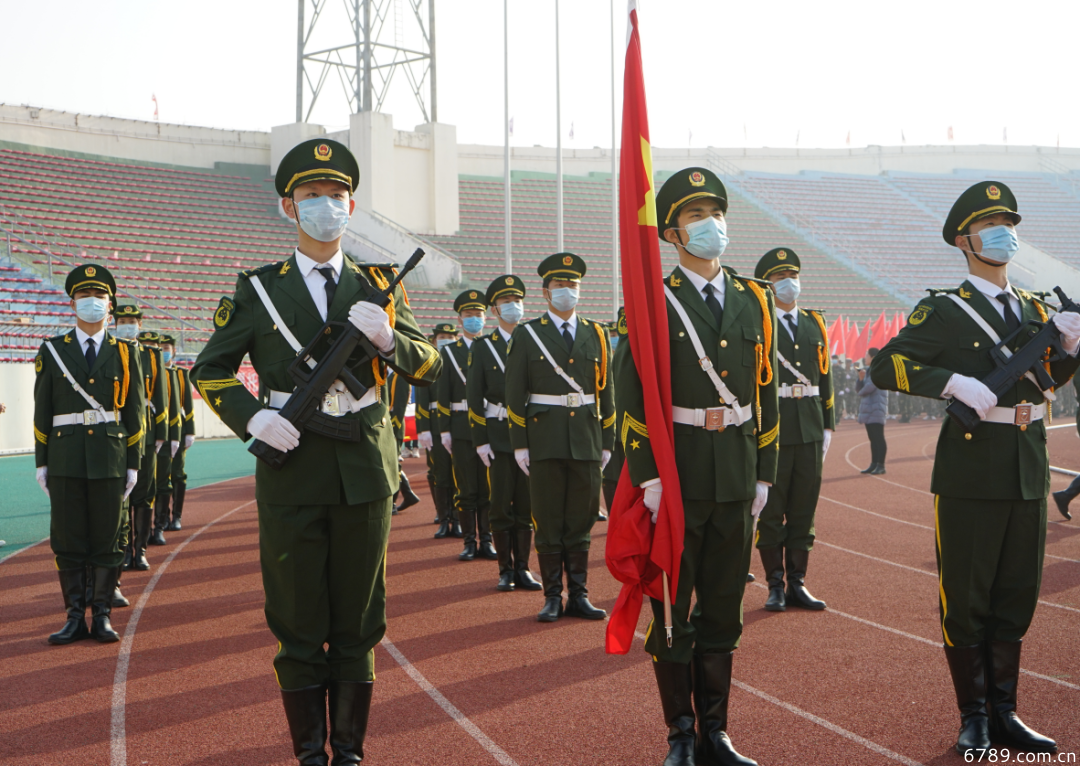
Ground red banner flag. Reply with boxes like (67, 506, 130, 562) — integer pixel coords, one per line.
(827, 315, 844, 357)
(867, 310, 888, 351)
(604, 0, 685, 656)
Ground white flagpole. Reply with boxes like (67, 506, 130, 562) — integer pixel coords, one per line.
(610, 0, 618, 320)
(555, 0, 564, 253)
(504, 0, 511, 272)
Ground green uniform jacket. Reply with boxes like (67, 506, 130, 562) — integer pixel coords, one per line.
(614, 266, 780, 502)
(467, 329, 513, 454)
(165, 367, 182, 442)
(176, 366, 196, 438)
(505, 313, 616, 461)
(191, 254, 441, 506)
(870, 280, 1080, 500)
(436, 338, 474, 441)
(777, 308, 836, 445)
(386, 370, 410, 444)
(34, 330, 146, 477)
(140, 345, 168, 446)
(414, 381, 437, 438)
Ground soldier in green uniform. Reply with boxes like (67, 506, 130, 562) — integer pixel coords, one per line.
(114, 311, 167, 572)
(167, 348, 196, 530)
(467, 275, 542, 592)
(753, 248, 834, 613)
(597, 315, 624, 522)
(615, 168, 779, 766)
(416, 322, 460, 538)
(34, 264, 145, 645)
(150, 334, 181, 545)
(438, 290, 497, 561)
(870, 181, 1079, 756)
(1050, 373, 1080, 519)
(387, 369, 420, 514)
(505, 253, 614, 623)
(191, 138, 441, 766)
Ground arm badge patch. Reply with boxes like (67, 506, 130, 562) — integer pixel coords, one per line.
(214, 297, 235, 329)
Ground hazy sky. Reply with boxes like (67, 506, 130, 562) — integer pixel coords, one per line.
(3, 0, 1078, 151)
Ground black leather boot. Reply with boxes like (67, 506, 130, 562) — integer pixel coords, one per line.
(433, 482, 450, 538)
(280, 684, 329, 765)
(693, 653, 757, 766)
(447, 492, 463, 538)
(653, 661, 696, 766)
(123, 511, 134, 570)
(860, 462, 877, 474)
(89, 566, 121, 643)
(132, 504, 152, 570)
(427, 476, 440, 524)
(512, 528, 543, 591)
(328, 680, 373, 766)
(869, 463, 887, 475)
(986, 640, 1057, 752)
(168, 480, 186, 530)
(759, 547, 785, 612)
(536, 552, 564, 622)
(48, 568, 89, 645)
(1051, 474, 1080, 520)
(943, 644, 991, 754)
(113, 568, 130, 608)
(563, 550, 606, 620)
(784, 549, 826, 610)
(493, 530, 515, 591)
(477, 506, 498, 560)
(150, 494, 170, 545)
(395, 470, 420, 513)
(458, 510, 478, 561)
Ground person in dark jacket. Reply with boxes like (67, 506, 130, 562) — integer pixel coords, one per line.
(1051, 373, 1080, 520)
(856, 347, 888, 474)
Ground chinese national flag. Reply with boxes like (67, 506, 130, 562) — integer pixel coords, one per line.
(828, 315, 844, 356)
(604, 0, 685, 656)
(867, 310, 888, 351)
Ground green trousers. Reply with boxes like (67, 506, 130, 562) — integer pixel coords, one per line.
(49, 475, 126, 570)
(428, 438, 453, 487)
(646, 498, 754, 664)
(529, 458, 600, 554)
(130, 439, 158, 507)
(756, 441, 822, 551)
(155, 446, 173, 495)
(488, 450, 532, 532)
(172, 445, 187, 484)
(451, 438, 490, 517)
(258, 496, 392, 690)
(934, 495, 1046, 647)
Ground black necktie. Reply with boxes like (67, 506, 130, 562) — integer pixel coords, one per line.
(317, 266, 337, 315)
(704, 284, 723, 327)
(997, 293, 1020, 331)
(785, 313, 797, 339)
(85, 338, 96, 369)
(562, 322, 574, 352)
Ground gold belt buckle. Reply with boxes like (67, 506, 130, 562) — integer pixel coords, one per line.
(1014, 404, 1033, 426)
(791, 384, 805, 399)
(704, 407, 726, 431)
(566, 393, 580, 408)
(322, 393, 341, 416)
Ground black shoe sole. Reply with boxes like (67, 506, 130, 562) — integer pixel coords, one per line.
(764, 603, 786, 612)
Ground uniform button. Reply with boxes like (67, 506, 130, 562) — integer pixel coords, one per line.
(680, 332, 686, 338)
(89, 378, 94, 384)
(720, 339, 727, 348)
(88, 429, 94, 435)
(533, 417, 538, 422)
(721, 370, 728, 378)
(273, 324, 278, 331)
(570, 411, 575, 417)
(964, 433, 972, 440)
(325, 327, 332, 335)
(718, 426, 725, 433)
(796, 362, 801, 366)
(1020, 424, 1028, 432)
(56, 431, 61, 437)
(794, 344, 799, 350)
(569, 358, 574, 363)
(974, 341, 980, 348)
(753, 428, 757, 435)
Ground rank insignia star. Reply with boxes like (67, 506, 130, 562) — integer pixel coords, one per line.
(630, 439, 641, 450)
(959, 288, 972, 299)
(215, 397, 223, 407)
(670, 276, 682, 287)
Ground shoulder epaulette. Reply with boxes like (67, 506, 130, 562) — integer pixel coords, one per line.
(240, 261, 283, 278)
(357, 261, 396, 270)
(733, 273, 772, 287)
(531, 314, 549, 326)
(1025, 289, 1052, 300)
(802, 308, 826, 317)
(117, 337, 137, 345)
(925, 287, 960, 297)
(48, 332, 69, 343)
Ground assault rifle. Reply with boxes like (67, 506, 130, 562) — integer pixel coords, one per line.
(946, 287, 1080, 432)
(249, 248, 425, 469)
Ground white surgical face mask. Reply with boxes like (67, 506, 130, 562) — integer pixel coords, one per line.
(114, 323, 139, 339)
(294, 196, 351, 242)
(969, 224, 1020, 264)
(497, 300, 524, 325)
(437, 337, 455, 349)
(549, 286, 579, 312)
(674, 216, 729, 259)
(773, 277, 801, 305)
(74, 296, 109, 323)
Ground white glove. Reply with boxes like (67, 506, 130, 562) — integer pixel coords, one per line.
(123, 469, 138, 500)
(36, 466, 49, 498)
(184, 434, 195, 450)
(440, 432, 454, 454)
(942, 373, 998, 419)
(751, 481, 770, 519)
(1052, 311, 1080, 355)
(418, 431, 433, 450)
(247, 409, 301, 452)
(601, 449, 612, 470)
(515, 448, 530, 476)
(349, 302, 395, 354)
(155, 439, 164, 454)
(822, 429, 833, 459)
(477, 443, 494, 468)
(169, 440, 180, 458)
(642, 478, 662, 523)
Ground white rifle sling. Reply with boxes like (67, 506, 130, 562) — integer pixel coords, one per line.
(777, 351, 814, 388)
(523, 324, 587, 397)
(45, 341, 110, 416)
(444, 345, 469, 385)
(248, 274, 316, 370)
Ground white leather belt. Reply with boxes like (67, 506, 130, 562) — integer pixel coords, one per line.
(53, 410, 117, 426)
(982, 403, 1045, 426)
(779, 384, 820, 399)
(672, 404, 753, 430)
(450, 401, 469, 412)
(529, 393, 596, 408)
(485, 401, 508, 420)
(268, 387, 380, 417)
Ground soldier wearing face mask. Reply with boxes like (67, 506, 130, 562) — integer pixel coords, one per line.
(505, 253, 616, 623)
(871, 180, 1080, 757)
(191, 138, 441, 766)
(438, 290, 497, 562)
(416, 323, 462, 538)
(33, 264, 145, 646)
(752, 249, 834, 614)
(150, 334, 182, 546)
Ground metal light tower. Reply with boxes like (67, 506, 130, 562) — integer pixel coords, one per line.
(296, 0, 437, 123)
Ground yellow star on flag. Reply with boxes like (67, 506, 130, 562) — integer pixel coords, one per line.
(637, 136, 657, 228)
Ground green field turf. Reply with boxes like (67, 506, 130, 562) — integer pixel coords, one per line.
(0, 438, 255, 562)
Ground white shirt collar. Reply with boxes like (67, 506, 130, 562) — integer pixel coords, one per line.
(548, 310, 578, 331)
(462, 335, 474, 348)
(678, 265, 726, 304)
(294, 248, 344, 279)
(967, 274, 1017, 302)
(780, 305, 799, 322)
(76, 326, 106, 351)
(499, 326, 514, 342)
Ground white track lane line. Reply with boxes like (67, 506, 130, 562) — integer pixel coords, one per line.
(0, 537, 46, 565)
(631, 631, 925, 766)
(109, 499, 255, 766)
(380, 637, 519, 766)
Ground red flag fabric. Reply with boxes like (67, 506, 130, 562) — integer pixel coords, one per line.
(604, 0, 685, 656)
(891, 310, 905, 341)
(852, 318, 872, 361)
(827, 315, 844, 357)
(867, 310, 888, 351)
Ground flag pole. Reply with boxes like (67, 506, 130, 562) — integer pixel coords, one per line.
(504, 0, 511, 272)
(610, 0, 618, 320)
(555, 0, 564, 252)
(662, 571, 673, 647)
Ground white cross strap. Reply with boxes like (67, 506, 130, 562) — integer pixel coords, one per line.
(777, 351, 814, 388)
(523, 324, 587, 397)
(444, 345, 468, 385)
(484, 337, 506, 373)
(248, 273, 316, 370)
(45, 341, 109, 416)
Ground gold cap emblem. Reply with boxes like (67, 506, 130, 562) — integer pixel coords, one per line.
(563, 255, 573, 266)
(315, 143, 332, 161)
(85, 266, 96, 277)
(776, 251, 787, 260)
(505, 276, 514, 285)
(469, 291, 477, 299)
(689, 171, 706, 187)
(987, 185, 1001, 200)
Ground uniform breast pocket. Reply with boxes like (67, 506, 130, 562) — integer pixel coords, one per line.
(742, 327, 763, 368)
(956, 335, 991, 373)
(670, 329, 699, 368)
(258, 310, 299, 363)
(529, 358, 560, 383)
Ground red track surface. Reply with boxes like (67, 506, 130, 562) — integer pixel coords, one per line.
(2, 420, 1078, 765)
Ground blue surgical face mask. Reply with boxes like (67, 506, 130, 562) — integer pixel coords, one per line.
(74, 296, 109, 323)
(437, 337, 455, 349)
(971, 225, 1019, 263)
(549, 286, 579, 312)
(462, 316, 486, 335)
(773, 277, 801, 305)
(610, 335, 620, 350)
(497, 300, 524, 325)
(162, 350, 173, 365)
(114, 323, 139, 340)
(294, 195, 351, 242)
(675, 216, 729, 260)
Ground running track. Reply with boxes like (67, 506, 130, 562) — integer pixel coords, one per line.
(1, 420, 1078, 765)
